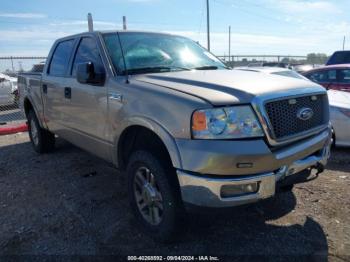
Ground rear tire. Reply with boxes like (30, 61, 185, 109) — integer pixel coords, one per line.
(127, 150, 185, 242)
(28, 110, 55, 153)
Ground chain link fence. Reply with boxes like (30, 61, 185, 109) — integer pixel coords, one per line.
(0, 56, 46, 134)
(217, 55, 307, 68)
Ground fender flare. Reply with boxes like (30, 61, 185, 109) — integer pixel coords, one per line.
(113, 116, 183, 170)
(23, 96, 46, 129)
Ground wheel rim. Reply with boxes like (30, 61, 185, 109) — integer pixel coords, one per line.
(133, 166, 164, 225)
(30, 119, 39, 146)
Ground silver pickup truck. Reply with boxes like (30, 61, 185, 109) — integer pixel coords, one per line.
(19, 31, 331, 241)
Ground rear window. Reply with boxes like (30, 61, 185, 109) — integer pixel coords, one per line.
(327, 51, 350, 65)
(48, 40, 75, 76)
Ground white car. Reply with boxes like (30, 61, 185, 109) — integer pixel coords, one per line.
(0, 73, 18, 107)
(328, 90, 350, 147)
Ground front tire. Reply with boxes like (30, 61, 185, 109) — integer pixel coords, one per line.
(27, 110, 55, 153)
(127, 150, 184, 242)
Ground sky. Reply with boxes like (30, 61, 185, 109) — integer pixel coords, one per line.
(0, 0, 349, 57)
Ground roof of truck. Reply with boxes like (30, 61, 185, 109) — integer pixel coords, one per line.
(57, 30, 180, 39)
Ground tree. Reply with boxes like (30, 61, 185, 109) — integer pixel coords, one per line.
(306, 53, 329, 65)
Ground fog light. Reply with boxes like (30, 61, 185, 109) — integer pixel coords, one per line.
(220, 182, 259, 198)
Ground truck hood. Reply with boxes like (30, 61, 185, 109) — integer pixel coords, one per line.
(134, 69, 325, 105)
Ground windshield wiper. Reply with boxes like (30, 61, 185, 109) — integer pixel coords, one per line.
(193, 66, 219, 70)
(193, 65, 231, 70)
(122, 66, 190, 75)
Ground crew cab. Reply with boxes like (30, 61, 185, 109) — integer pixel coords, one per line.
(19, 31, 332, 241)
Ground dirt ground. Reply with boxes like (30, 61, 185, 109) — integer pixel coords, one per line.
(0, 132, 349, 261)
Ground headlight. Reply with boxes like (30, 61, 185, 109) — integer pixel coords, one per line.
(192, 106, 264, 139)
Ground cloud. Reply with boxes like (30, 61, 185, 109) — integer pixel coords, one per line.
(0, 26, 343, 57)
(0, 13, 47, 19)
(50, 20, 119, 28)
(264, 0, 341, 14)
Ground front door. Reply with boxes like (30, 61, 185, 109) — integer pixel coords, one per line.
(63, 36, 110, 160)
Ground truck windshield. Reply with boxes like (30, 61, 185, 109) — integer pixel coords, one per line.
(103, 32, 227, 75)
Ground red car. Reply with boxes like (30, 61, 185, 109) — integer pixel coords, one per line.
(302, 64, 350, 92)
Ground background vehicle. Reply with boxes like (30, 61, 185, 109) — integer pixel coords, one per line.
(0, 73, 18, 107)
(30, 62, 46, 73)
(328, 90, 350, 147)
(302, 64, 350, 92)
(19, 31, 331, 241)
(326, 51, 350, 65)
(292, 64, 316, 74)
(246, 62, 287, 68)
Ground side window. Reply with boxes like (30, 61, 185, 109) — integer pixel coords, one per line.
(328, 70, 337, 81)
(72, 37, 103, 76)
(48, 40, 75, 76)
(338, 69, 350, 83)
(309, 70, 336, 83)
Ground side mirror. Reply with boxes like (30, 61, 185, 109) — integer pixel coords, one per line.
(76, 62, 105, 86)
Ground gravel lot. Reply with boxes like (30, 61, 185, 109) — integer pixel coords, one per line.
(0, 132, 349, 261)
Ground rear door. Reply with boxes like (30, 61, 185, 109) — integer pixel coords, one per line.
(42, 39, 76, 132)
(336, 68, 350, 92)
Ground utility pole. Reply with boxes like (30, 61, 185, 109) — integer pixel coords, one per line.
(206, 0, 210, 51)
(10, 56, 14, 72)
(228, 25, 231, 62)
(123, 16, 127, 30)
(87, 13, 93, 32)
(343, 35, 346, 50)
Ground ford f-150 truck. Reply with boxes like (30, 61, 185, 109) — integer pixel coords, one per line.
(19, 31, 331, 241)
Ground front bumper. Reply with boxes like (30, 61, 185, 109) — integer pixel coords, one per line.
(177, 128, 331, 208)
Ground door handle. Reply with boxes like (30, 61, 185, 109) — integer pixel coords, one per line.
(109, 93, 123, 102)
(64, 87, 71, 99)
(42, 84, 47, 94)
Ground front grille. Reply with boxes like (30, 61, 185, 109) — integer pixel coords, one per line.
(265, 94, 328, 140)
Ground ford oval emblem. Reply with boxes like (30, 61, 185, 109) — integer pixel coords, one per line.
(297, 107, 314, 121)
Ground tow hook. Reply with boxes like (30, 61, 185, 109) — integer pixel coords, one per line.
(314, 163, 325, 175)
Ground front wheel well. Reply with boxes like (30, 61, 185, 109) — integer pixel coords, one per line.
(117, 126, 173, 171)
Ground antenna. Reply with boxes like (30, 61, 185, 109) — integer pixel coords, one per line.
(87, 13, 93, 32)
(206, 0, 210, 51)
(228, 25, 231, 62)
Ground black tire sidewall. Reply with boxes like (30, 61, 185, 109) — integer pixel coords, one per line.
(127, 150, 183, 241)
(28, 111, 43, 153)
(27, 111, 55, 153)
